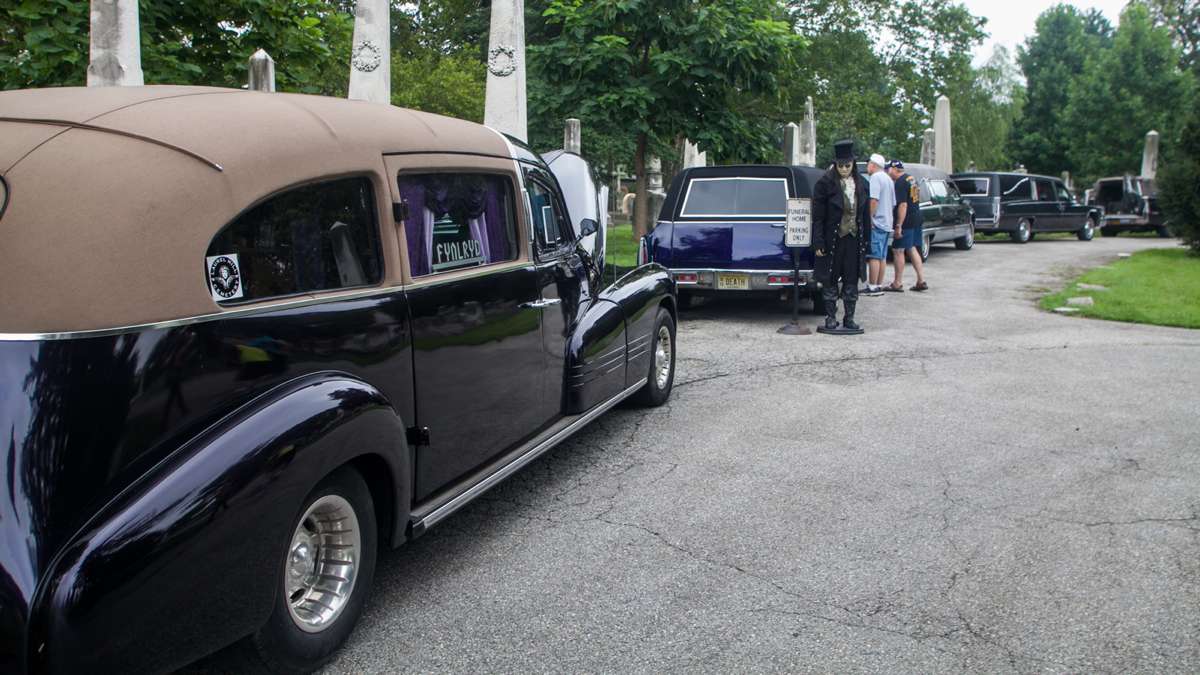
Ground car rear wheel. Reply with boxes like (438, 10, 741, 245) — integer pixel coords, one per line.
(1077, 218, 1096, 241)
(252, 467, 377, 674)
(632, 307, 675, 407)
(1011, 219, 1032, 244)
(954, 223, 975, 250)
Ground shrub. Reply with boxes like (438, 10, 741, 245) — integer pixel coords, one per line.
(1159, 97, 1200, 254)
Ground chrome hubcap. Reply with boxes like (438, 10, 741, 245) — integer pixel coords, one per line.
(654, 325, 672, 389)
(285, 494, 360, 633)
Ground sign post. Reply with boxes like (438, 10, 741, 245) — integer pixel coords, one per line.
(778, 198, 813, 335)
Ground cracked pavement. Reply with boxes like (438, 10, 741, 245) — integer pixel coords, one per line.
(192, 236, 1199, 673)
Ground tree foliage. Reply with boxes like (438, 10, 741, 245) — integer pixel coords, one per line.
(1139, 0, 1200, 75)
(1158, 93, 1200, 253)
(1061, 3, 1195, 181)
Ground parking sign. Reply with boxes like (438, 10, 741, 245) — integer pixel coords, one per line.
(785, 198, 811, 247)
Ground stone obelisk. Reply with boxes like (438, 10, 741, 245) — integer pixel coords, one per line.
(248, 49, 276, 93)
(484, 0, 528, 142)
(920, 129, 935, 166)
(87, 0, 144, 87)
(783, 124, 801, 165)
(933, 96, 953, 173)
(348, 0, 391, 104)
(799, 96, 817, 166)
(1141, 130, 1160, 179)
(682, 139, 706, 168)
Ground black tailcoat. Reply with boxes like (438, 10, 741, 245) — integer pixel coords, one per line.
(811, 168, 870, 285)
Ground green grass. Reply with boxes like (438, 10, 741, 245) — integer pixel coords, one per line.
(1040, 247, 1200, 329)
(605, 223, 640, 269)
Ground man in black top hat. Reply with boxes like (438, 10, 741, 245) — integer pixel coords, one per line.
(811, 139, 870, 335)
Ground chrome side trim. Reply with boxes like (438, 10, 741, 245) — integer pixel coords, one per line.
(0, 284, 403, 342)
(414, 377, 648, 532)
(0, 117, 224, 172)
(667, 267, 815, 275)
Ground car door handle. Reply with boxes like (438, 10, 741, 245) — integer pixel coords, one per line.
(520, 299, 562, 309)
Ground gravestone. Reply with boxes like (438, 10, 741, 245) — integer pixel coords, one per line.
(87, 0, 144, 87)
(1141, 130, 1159, 179)
(800, 97, 816, 165)
(682, 140, 706, 169)
(647, 156, 666, 222)
(248, 49, 276, 93)
(348, 0, 391, 104)
(1061, 171, 1071, 190)
(783, 123, 801, 165)
(920, 129, 935, 166)
(484, 0, 528, 141)
(564, 118, 581, 154)
(933, 95, 953, 173)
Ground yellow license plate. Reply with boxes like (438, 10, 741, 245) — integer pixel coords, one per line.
(717, 273, 749, 290)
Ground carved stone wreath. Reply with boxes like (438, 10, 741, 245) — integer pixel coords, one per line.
(487, 45, 518, 77)
(352, 40, 383, 73)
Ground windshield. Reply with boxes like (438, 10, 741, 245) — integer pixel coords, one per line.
(681, 177, 789, 217)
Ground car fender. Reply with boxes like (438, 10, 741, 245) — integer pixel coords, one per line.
(29, 371, 410, 675)
(600, 264, 675, 390)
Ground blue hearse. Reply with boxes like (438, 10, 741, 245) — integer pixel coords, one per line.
(640, 165, 824, 310)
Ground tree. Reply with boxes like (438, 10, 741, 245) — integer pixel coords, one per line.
(0, 0, 354, 94)
(1139, 0, 1200, 75)
(529, 0, 803, 238)
(1009, 4, 1110, 175)
(946, 46, 1025, 171)
(1158, 93, 1200, 252)
(1062, 3, 1195, 181)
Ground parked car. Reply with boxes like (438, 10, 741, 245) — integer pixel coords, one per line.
(1085, 175, 1169, 237)
(639, 165, 824, 311)
(0, 86, 676, 674)
(853, 162, 975, 260)
(951, 171, 1100, 243)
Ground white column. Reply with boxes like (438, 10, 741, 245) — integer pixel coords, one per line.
(248, 49, 276, 93)
(682, 139, 706, 168)
(800, 96, 817, 166)
(783, 124, 801, 165)
(87, 0, 143, 87)
(564, 118, 582, 154)
(920, 129, 936, 166)
(1141, 130, 1160, 179)
(933, 95, 953, 173)
(484, 0, 528, 142)
(348, 0, 391, 105)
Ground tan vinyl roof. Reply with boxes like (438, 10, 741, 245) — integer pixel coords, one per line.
(0, 86, 511, 335)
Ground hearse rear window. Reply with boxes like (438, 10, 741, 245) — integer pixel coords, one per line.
(999, 175, 1033, 202)
(953, 178, 989, 196)
(681, 177, 788, 217)
(397, 173, 518, 277)
(206, 177, 382, 304)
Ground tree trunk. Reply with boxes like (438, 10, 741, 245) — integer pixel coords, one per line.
(633, 132, 649, 239)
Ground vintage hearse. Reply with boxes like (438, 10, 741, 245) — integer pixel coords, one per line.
(951, 171, 1101, 243)
(0, 86, 676, 674)
(1085, 175, 1170, 237)
(856, 161, 976, 259)
(639, 165, 824, 311)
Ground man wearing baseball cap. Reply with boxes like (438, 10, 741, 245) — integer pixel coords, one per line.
(886, 160, 928, 291)
(865, 153, 894, 295)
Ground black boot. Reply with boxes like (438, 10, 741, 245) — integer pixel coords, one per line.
(842, 299, 863, 333)
(822, 286, 839, 331)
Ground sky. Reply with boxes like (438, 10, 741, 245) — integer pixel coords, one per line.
(961, 0, 1131, 65)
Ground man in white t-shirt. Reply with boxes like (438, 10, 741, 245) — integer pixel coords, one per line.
(865, 153, 894, 296)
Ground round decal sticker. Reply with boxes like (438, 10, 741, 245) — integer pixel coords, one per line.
(207, 254, 244, 301)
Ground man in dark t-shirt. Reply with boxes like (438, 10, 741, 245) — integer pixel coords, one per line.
(886, 160, 928, 291)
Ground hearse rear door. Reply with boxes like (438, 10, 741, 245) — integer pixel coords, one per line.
(383, 154, 550, 502)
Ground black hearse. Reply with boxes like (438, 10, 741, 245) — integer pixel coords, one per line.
(951, 171, 1101, 243)
(0, 86, 676, 674)
(1086, 175, 1170, 237)
(896, 163, 976, 259)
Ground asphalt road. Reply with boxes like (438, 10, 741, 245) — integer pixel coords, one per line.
(194, 235, 1200, 673)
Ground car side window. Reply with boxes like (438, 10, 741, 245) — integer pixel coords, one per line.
(206, 176, 382, 304)
(397, 173, 519, 277)
(1000, 176, 1031, 202)
(1056, 184, 1072, 202)
(927, 179, 949, 204)
(525, 175, 571, 251)
(1035, 179, 1055, 202)
(945, 181, 963, 201)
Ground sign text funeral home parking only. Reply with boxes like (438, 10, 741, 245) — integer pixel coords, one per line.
(779, 197, 813, 335)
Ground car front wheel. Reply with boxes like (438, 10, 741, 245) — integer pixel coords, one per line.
(1077, 218, 1096, 241)
(919, 235, 931, 261)
(632, 306, 676, 407)
(955, 223, 975, 250)
(1011, 219, 1032, 244)
(253, 467, 377, 674)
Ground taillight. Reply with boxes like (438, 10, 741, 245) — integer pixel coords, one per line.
(674, 272, 699, 284)
(637, 238, 649, 266)
(767, 275, 793, 285)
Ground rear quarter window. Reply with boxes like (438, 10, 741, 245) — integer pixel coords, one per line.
(681, 177, 788, 217)
(206, 176, 382, 304)
(999, 175, 1033, 202)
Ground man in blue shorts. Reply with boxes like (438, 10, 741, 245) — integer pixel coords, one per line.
(886, 160, 928, 291)
(865, 153, 894, 296)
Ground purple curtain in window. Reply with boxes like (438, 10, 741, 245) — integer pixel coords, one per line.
(397, 174, 512, 277)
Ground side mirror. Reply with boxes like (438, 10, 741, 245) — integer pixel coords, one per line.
(578, 218, 598, 238)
